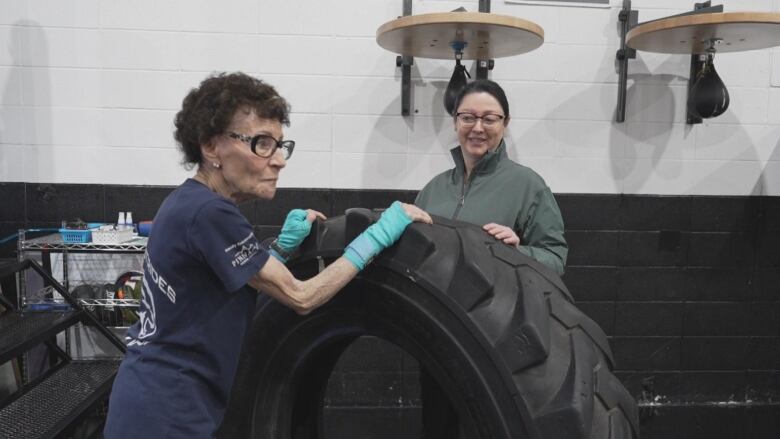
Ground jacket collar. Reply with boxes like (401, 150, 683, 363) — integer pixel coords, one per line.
(450, 139, 507, 183)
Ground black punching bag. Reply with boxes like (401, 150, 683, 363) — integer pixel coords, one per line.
(687, 53, 730, 119)
(444, 59, 470, 115)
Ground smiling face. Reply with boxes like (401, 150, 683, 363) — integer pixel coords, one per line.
(454, 91, 508, 165)
(206, 107, 287, 203)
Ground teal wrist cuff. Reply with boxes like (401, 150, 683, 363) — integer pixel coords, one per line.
(343, 247, 364, 270)
(344, 233, 380, 271)
(343, 202, 412, 271)
(363, 201, 412, 249)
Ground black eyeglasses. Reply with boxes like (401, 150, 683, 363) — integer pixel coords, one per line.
(227, 132, 295, 160)
(455, 112, 505, 127)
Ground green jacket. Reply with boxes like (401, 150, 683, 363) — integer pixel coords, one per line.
(415, 141, 568, 275)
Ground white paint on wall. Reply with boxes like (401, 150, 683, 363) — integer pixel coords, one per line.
(772, 48, 780, 86)
(0, 0, 778, 195)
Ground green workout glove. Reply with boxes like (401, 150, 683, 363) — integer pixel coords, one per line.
(270, 209, 312, 262)
(343, 201, 412, 270)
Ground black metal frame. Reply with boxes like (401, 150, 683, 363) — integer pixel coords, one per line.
(0, 258, 126, 429)
(4, 259, 127, 353)
(1, 260, 82, 372)
(27, 259, 127, 352)
(395, 0, 493, 115)
(0, 312, 81, 367)
(615, 0, 638, 123)
(475, 0, 494, 80)
(0, 355, 66, 409)
(396, 0, 414, 116)
(615, 1, 724, 124)
(44, 365, 118, 439)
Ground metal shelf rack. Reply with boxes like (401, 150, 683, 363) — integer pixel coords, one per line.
(16, 231, 146, 357)
(17, 231, 146, 302)
(19, 233, 147, 252)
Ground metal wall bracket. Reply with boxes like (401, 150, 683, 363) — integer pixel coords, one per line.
(476, 0, 494, 79)
(475, 59, 495, 79)
(615, 0, 638, 123)
(394, 0, 493, 115)
(397, 54, 413, 116)
(615, 1, 724, 124)
(398, 0, 413, 116)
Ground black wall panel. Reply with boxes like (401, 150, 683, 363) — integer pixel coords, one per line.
(0, 183, 778, 438)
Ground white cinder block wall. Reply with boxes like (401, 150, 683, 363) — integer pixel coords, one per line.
(0, 0, 778, 195)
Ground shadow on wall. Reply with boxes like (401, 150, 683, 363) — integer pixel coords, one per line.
(359, 92, 405, 190)
(617, 71, 686, 186)
(514, 46, 770, 196)
(352, 45, 775, 196)
(760, 137, 780, 194)
(347, 70, 415, 192)
(402, 71, 458, 190)
(619, 52, 771, 195)
(1, 20, 52, 183)
(684, 119, 770, 196)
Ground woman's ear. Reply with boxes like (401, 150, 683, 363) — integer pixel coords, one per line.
(200, 137, 219, 163)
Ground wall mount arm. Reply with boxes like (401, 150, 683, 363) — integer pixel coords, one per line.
(476, 0, 493, 80)
(615, 0, 638, 123)
(398, 0, 413, 116)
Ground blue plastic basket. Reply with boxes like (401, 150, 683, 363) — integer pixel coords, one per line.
(58, 223, 105, 243)
(59, 228, 92, 243)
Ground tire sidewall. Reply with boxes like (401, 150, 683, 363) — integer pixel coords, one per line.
(224, 264, 536, 439)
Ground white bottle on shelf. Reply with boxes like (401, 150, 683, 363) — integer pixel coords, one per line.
(117, 212, 126, 230)
(126, 211, 134, 232)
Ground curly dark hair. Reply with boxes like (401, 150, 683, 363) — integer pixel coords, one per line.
(174, 72, 291, 167)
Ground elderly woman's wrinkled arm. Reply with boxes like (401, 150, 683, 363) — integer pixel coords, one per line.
(249, 201, 432, 315)
(248, 256, 358, 315)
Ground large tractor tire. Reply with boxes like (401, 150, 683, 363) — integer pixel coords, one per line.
(219, 210, 639, 439)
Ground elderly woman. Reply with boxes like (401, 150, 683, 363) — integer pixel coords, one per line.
(103, 72, 431, 438)
(415, 79, 567, 274)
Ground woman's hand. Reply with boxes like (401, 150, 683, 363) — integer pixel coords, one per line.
(277, 209, 327, 253)
(304, 209, 327, 223)
(399, 203, 433, 225)
(483, 223, 520, 246)
(342, 202, 432, 271)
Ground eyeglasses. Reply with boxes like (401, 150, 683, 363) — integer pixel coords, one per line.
(226, 131, 295, 160)
(455, 112, 505, 128)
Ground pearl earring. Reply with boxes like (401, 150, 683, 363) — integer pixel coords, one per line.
(212, 162, 221, 169)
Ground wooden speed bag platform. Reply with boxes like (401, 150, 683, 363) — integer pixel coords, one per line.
(626, 11, 780, 54)
(376, 12, 544, 59)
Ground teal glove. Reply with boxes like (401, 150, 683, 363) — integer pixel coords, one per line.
(278, 209, 312, 251)
(270, 209, 312, 262)
(344, 201, 412, 270)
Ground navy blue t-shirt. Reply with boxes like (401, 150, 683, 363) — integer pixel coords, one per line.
(105, 179, 269, 438)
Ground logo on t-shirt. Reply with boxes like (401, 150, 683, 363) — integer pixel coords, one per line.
(226, 232, 260, 267)
(145, 253, 176, 304)
(129, 252, 168, 346)
(134, 275, 157, 340)
(130, 265, 158, 346)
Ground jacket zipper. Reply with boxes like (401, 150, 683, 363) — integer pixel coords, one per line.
(452, 177, 471, 220)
